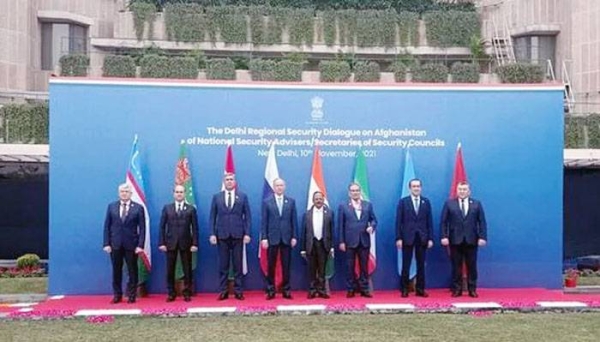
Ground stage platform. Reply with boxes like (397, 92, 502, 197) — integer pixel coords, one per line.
(2, 289, 599, 320)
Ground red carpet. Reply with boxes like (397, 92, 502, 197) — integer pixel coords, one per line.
(3, 289, 600, 319)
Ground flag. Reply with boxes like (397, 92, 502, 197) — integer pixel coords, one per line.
(221, 145, 248, 276)
(449, 142, 468, 279)
(352, 147, 376, 275)
(306, 145, 334, 279)
(449, 143, 468, 199)
(398, 148, 417, 278)
(260, 143, 283, 286)
(174, 141, 197, 280)
(125, 135, 151, 286)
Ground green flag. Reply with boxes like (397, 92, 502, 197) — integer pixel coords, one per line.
(174, 142, 197, 280)
(352, 147, 376, 275)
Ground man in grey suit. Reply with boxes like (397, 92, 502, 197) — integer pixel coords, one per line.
(301, 191, 334, 299)
(441, 181, 487, 298)
(158, 185, 199, 302)
(338, 182, 377, 298)
(103, 183, 145, 304)
(261, 178, 298, 300)
(209, 173, 251, 301)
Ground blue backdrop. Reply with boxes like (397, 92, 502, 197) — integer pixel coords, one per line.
(48, 80, 564, 295)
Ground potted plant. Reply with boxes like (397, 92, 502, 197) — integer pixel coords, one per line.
(564, 268, 579, 288)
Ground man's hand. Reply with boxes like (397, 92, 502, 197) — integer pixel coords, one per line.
(366, 226, 374, 234)
(339, 243, 346, 252)
(478, 239, 487, 247)
(261, 239, 269, 249)
(243, 235, 251, 244)
(291, 238, 297, 248)
(158, 245, 167, 252)
(135, 247, 143, 254)
(441, 238, 449, 247)
(330, 248, 335, 257)
(190, 246, 198, 252)
(103, 246, 112, 254)
(300, 251, 306, 259)
(209, 235, 217, 245)
(427, 240, 434, 249)
(396, 240, 403, 249)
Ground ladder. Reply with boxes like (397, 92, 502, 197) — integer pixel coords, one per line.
(546, 60, 576, 113)
(491, 14, 516, 66)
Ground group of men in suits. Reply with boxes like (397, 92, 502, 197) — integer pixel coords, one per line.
(396, 179, 487, 298)
(102, 176, 487, 304)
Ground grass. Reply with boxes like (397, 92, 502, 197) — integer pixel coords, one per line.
(1, 313, 600, 342)
(0, 277, 47, 294)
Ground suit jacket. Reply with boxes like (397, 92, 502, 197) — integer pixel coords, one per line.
(338, 200, 377, 248)
(209, 190, 251, 239)
(396, 196, 433, 245)
(103, 200, 146, 250)
(261, 194, 298, 245)
(158, 202, 199, 250)
(440, 198, 487, 245)
(301, 205, 333, 255)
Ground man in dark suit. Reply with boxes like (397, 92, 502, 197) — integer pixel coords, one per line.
(396, 178, 433, 298)
(338, 182, 377, 298)
(103, 183, 146, 304)
(441, 181, 487, 298)
(209, 173, 252, 301)
(261, 177, 298, 300)
(158, 185, 199, 302)
(301, 191, 334, 299)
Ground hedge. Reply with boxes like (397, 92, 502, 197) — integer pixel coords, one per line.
(496, 63, 545, 83)
(59, 54, 89, 76)
(412, 63, 448, 83)
(319, 60, 351, 82)
(353, 61, 381, 82)
(249, 59, 304, 81)
(206, 58, 236, 80)
(103, 55, 137, 77)
(131, 1, 157, 40)
(389, 61, 408, 82)
(139, 55, 198, 79)
(0, 102, 49, 144)
(424, 11, 480, 47)
(450, 62, 479, 83)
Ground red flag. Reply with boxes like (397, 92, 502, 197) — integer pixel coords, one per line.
(448, 143, 468, 279)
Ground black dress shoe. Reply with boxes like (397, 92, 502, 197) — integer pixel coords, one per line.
(346, 291, 355, 298)
(218, 292, 229, 301)
(319, 292, 330, 299)
(111, 296, 122, 304)
(307, 292, 316, 299)
(360, 291, 373, 298)
(127, 296, 136, 304)
(416, 291, 429, 298)
(234, 293, 245, 300)
(451, 291, 462, 298)
(401, 291, 409, 298)
(266, 292, 276, 300)
(184, 295, 191, 302)
(166, 295, 176, 302)
(468, 291, 479, 298)
(283, 292, 293, 299)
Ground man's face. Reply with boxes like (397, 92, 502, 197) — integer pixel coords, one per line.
(223, 174, 236, 191)
(457, 184, 470, 199)
(313, 192, 324, 209)
(173, 185, 185, 202)
(409, 180, 422, 197)
(349, 185, 361, 201)
(273, 179, 286, 195)
(119, 187, 132, 201)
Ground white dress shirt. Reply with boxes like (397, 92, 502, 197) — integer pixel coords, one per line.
(312, 207, 324, 240)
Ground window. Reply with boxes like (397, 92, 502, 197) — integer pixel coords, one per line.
(41, 23, 88, 71)
(513, 35, 556, 67)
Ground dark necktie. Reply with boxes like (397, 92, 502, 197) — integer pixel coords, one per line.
(177, 203, 182, 214)
(460, 199, 466, 217)
(227, 192, 232, 209)
(414, 198, 419, 215)
(121, 203, 127, 221)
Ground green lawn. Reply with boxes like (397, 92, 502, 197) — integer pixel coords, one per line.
(0, 277, 47, 294)
(578, 276, 600, 286)
(1, 313, 600, 342)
